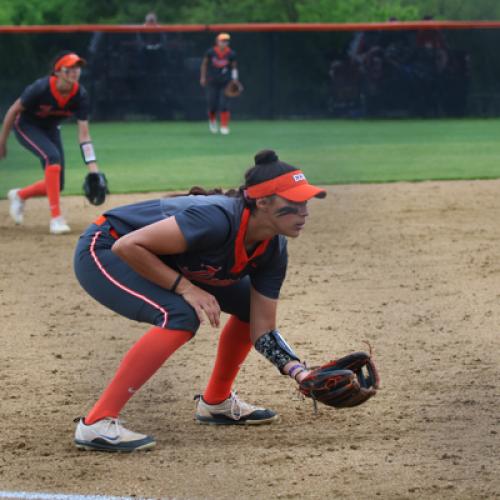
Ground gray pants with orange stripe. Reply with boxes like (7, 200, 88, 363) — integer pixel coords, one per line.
(206, 80, 230, 113)
(14, 118, 66, 190)
(73, 223, 251, 333)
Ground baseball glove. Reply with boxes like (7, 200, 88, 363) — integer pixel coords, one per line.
(299, 351, 379, 409)
(83, 172, 109, 206)
(224, 80, 244, 98)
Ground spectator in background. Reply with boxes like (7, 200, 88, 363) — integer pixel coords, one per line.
(346, 20, 395, 115)
(138, 12, 167, 52)
(416, 15, 448, 72)
(345, 17, 418, 116)
(200, 33, 239, 135)
(347, 30, 383, 68)
(136, 12, 174, 119)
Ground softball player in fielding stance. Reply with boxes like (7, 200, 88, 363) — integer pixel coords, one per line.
(73, 150, 326, 452)
(0, 51, 100, 234)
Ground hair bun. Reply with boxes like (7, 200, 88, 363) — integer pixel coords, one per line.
(254, 149, 279, 165)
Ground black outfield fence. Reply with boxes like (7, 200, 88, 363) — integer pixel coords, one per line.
(1, 22, 500, 120)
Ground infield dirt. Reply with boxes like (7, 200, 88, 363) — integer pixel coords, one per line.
(0, 181, 499, 499)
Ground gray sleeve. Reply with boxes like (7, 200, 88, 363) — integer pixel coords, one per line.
(250, 237, 288, 299)
(174, 205, 231, 251)
(19, 79, 43, 109)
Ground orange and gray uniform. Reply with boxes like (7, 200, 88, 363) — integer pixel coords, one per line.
(14, 76, 89, 190)
(74, 195, 288, 332)
(205, 46, 236, 113)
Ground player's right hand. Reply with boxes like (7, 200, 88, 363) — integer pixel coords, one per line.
(0, 142, 6, 159)
(179, 281, 220, 327)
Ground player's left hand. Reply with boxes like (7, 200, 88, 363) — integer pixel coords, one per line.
(298, 351, 380, 409)
(83, 172, 109, 206)
(224, 80, 244, 98)
(178, 281, 221, 328)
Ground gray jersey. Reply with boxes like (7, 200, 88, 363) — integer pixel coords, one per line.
(103, 195, 288, 299)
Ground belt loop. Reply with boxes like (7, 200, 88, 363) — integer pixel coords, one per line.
(93, 215, 119, 240)
(94, 215, 107, 226)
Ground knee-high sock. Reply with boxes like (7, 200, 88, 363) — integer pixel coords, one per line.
(18, 180, 46, 200)
(44, 164, 61, 218)
(85, 327, 193, 424)
(208, 111, 216, 122)
(220, 111, 230, 128)
(203, 315, 252, 405)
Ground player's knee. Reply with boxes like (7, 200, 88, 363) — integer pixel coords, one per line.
(156, 307, 200, 334)
(47, 152, 62, 165)
(233, 309, 250, 323)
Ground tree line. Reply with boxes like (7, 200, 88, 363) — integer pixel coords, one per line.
(1, 0, 500, 25)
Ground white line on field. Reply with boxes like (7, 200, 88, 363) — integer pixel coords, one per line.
(0, 491, 154, 500)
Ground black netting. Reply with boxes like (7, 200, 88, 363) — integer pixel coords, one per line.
(1, 28, 499, 120)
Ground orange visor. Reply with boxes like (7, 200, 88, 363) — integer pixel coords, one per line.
(245, 170, 326, 203)
(54, 53, 86, 71)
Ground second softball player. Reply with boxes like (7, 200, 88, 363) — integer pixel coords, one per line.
(200, 32, 239, 135)
(0, 51, 101, 234)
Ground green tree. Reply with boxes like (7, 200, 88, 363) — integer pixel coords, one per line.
(296, 0, 419, 22)
(3, 0, 500, 25)
(408, 0, 500, 20)
(177, 0, 300, 23)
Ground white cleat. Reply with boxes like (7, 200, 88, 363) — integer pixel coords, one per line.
(49, 215, 71, 235)
(220, 126, 230, 135)
(195, 392, 279, 425)
(74, 417, 156, 452)
(209, 120, 218, 134)
(8, 189, 25, 224)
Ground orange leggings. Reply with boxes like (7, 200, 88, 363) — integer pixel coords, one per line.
(85, 315, 252, 423)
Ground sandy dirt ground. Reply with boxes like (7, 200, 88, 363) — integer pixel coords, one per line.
(0, 181, 499, 500)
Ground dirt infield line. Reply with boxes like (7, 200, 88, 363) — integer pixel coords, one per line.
(0, 490, 154, 500)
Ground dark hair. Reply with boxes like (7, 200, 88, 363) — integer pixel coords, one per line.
(241, 149, 296, 209)
(243, 149, 296, 185)
(175, 150, 297, 209)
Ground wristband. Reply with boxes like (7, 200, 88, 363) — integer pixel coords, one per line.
(80, 141, 96, 164)
(288, 363, 306, 380)
(231, 68, 239, 80)
(170, 273, 183, 293)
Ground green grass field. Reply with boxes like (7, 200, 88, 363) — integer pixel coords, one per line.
(2, 119, 500, 197)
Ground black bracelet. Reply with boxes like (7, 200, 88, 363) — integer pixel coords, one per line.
(170, 273, 183, 293)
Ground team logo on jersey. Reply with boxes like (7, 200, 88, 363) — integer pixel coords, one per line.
(36, 104, 72, 118)
(181, 264, 221, 279)
(212, 56, 229, 68)
(293, 173, 306, 182)
(36, 105, 53, 117)
(180, 264, 238, 286)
